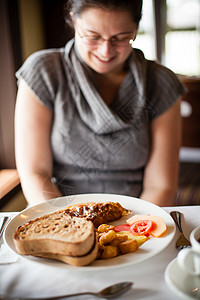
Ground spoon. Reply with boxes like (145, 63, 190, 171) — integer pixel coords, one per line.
(14, 282, 133, 299)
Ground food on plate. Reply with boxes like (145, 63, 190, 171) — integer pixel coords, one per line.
(13, 201, 167, 266)
(126, 215, 167, 237)
(130, 220, 154, 236)
(110, 233, 128, 246)
(116, 231, 148, 247)
(97, 224, 115, 233)
(99, 230, 116, 245)
(114, 224, 131, 232)
(118, 239, 138, 254)
(100, 245, 118, 259)
(13, 211, 98, 266)
(64, 202, 131, 227)
(13, 201, 131, 265)
(96, 223, 147, 259)
(32, 242, 98, 266)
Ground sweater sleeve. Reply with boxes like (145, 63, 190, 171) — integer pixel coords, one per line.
(146, 60, 186, 121)
(16, 49, 64, 110)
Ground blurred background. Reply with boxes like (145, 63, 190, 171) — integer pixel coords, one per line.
(0, 0, 200, 209)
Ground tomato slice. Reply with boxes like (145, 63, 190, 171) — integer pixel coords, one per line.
(130, 220, 154, 236)
(114, 224, 131, 232)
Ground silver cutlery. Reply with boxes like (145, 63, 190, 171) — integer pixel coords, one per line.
(170, 211, 191, 250)
(0, 216, 10, 241)
(4, 282, 133, 299)
(0, 216, 18, 264)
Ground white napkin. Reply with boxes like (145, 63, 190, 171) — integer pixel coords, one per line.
(0, 242, 18, 264)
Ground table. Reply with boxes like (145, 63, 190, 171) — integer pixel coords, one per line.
(0, 206, 200, 300)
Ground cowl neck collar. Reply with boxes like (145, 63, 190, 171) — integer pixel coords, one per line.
(64, 39, 147, 134)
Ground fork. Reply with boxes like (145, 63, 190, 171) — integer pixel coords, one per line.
(0, 216, 18, 264)
(0, 217, 10, 241)
(170, 211, 191, 250)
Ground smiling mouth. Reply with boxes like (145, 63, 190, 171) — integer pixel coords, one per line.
(95, 55, 115, 63)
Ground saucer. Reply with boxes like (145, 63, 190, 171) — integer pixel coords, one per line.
(165, 258, 200, 299)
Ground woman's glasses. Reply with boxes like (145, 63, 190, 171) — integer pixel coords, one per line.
(76, 30, 133, 47)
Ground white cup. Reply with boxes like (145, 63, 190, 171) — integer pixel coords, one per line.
(177, 225, 200, 276)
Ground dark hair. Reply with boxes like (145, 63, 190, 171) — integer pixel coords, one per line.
(64, 0, 143, 27)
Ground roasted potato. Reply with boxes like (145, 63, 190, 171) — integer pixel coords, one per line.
(101, 245, 118, 259)
(99, 230, 116, 245)
(119, 239, 138, 254)
(97, 224, 115, 233)
(117, 231, 147, 246)
(110, 234, 128, 246)
(96, 223, 147, 260)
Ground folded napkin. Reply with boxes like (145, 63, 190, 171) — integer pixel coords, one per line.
(0, 243, 18, 264)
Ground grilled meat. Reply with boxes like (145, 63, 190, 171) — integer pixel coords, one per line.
(64, 202, 131, 227)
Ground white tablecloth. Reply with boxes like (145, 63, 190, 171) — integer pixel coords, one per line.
(0, 206, 200, 300)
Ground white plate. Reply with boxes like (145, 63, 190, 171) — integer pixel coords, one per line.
(165, 258, 200, 299)
(4, 193, 175, 271)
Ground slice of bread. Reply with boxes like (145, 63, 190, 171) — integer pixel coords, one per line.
(33, 239, 98, 266)
(13, 211, 96, 259)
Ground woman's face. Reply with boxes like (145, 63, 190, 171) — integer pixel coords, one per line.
(73, 8, 138, 75)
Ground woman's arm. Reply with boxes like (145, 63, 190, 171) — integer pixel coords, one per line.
(15, 79, 62, 206)
(140, 97, 182, 206)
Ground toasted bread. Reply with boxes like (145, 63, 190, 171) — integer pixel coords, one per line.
(34, 239, 98, 266)
(14, 211, 96, 258)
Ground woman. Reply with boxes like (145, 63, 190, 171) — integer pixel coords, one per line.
(15, 0, 185, 207)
